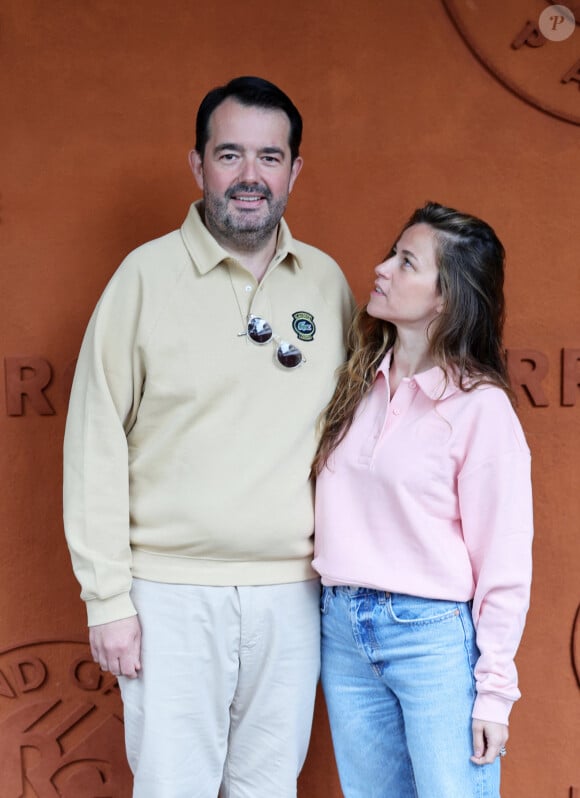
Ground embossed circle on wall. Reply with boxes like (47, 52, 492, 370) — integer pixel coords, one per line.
(442, 0, 580, 125)
(0, 640, 129, 797)
(572, 603, 580, 690)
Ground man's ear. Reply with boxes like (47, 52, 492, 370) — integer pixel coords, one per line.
(288, 156, 303, 194)
(188, 149, 204, 191)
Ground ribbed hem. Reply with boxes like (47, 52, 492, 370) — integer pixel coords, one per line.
(86, 592, 137, 627)
(131, 549, 317, 586)
(84, 554, 317, 626)
(472, 693, 515, 726)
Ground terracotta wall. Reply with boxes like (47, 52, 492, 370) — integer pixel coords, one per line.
(1, 1, 578, 795)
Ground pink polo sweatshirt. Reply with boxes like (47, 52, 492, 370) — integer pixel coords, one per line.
(313, 351, 533, 725)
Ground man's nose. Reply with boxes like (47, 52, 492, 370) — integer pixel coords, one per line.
(238, 157, 260, 182)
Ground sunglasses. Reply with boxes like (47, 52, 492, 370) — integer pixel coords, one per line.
(239, 315, 305, 369)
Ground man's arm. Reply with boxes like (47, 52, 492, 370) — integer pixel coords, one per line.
(64, 258, 145, 629)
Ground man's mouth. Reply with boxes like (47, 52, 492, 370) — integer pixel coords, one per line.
(227, 184, 271, 205)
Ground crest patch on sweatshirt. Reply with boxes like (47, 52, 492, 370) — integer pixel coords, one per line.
(292, 311, 316, 341)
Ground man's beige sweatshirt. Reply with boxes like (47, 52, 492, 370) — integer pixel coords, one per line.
(63, 202, 354, 626)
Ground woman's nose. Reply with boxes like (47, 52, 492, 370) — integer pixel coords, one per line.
(375, 260, 391, 278)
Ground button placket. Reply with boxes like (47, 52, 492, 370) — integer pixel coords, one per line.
(386, 379, 417, 425)
(227, 262, 257, 325)
(358, 379, 388, 465)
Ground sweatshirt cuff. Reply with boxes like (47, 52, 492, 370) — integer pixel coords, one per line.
(472, 692, 515, 726)
(86, 592, 137, 627)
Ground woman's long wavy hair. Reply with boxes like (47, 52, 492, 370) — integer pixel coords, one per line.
(312, 201, 515, 475)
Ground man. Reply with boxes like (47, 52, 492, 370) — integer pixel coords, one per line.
(63, 76, 354, 798)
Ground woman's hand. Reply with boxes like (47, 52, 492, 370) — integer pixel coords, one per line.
(471, 719, 508, 765)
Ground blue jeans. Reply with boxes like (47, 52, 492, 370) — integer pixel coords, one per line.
(321, 587, 500, 798)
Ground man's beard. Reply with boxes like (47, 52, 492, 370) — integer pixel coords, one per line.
(203, 183, 288, 252)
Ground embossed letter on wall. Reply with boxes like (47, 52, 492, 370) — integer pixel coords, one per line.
(4, 357, 55, 416)
(0, 640, 129, 797)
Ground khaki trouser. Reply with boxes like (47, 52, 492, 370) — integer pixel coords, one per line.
(119, 578, 321, 798)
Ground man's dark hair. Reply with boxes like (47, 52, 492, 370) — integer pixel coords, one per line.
(195, 76, 303, 163)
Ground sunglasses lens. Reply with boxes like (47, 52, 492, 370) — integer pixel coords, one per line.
(277, 341, 303, 369)
(247, 317, 273, 344)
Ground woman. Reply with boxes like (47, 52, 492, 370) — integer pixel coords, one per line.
(312, 202, 533, 798)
